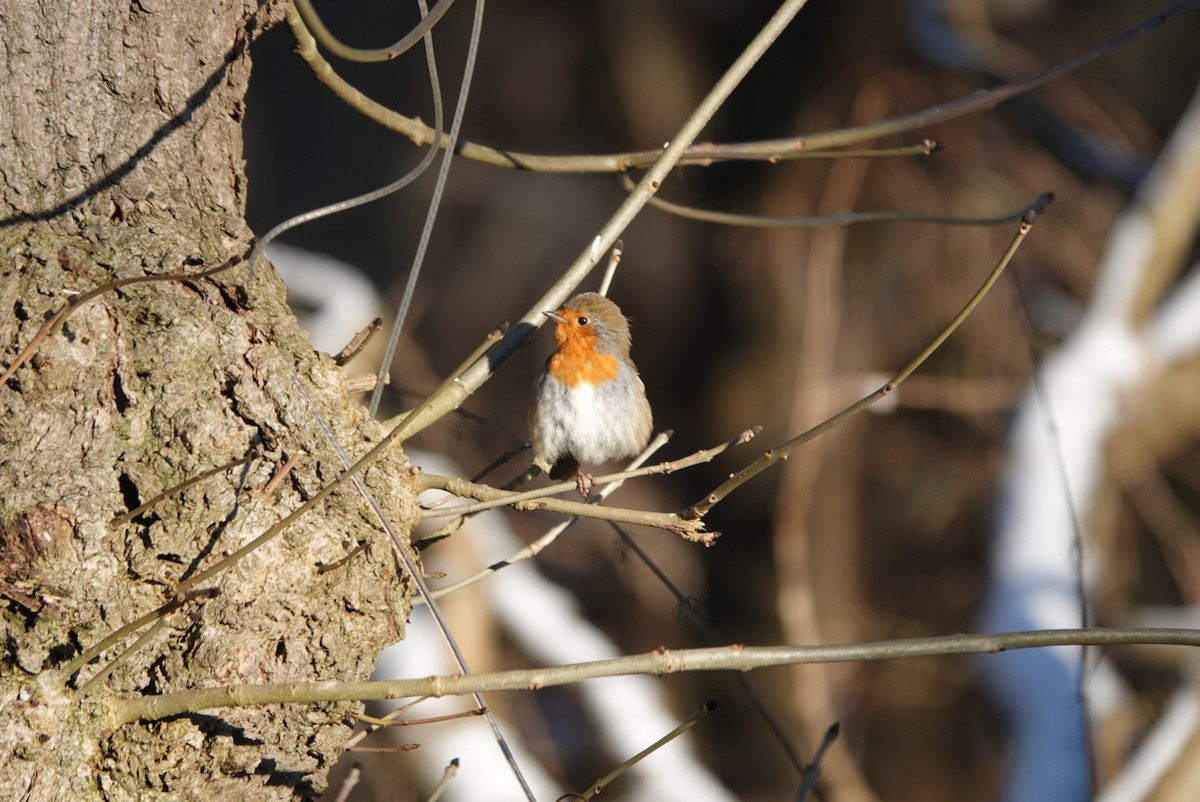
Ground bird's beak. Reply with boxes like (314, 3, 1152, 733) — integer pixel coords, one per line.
(543, 310, 566, 324)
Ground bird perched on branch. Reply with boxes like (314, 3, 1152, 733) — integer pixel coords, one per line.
(528, 292, 653, 496)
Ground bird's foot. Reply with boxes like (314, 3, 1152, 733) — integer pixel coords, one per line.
(575, 470, 595, 499)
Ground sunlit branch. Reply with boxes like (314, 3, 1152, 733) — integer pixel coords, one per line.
(111, 627, 1200, 724)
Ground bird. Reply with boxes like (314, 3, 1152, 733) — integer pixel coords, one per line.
(528, 292, 653, 495)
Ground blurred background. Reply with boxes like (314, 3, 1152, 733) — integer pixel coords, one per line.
(245, 1, 1200, 800)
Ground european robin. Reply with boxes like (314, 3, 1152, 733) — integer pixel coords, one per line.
(528, 292, 653, 494)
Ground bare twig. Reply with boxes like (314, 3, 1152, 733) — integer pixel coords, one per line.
(597, 241, 623, 298)
(578, 701, 717, 799)
(295, 328, 538, 801)
(366, 0, 488, 419)
(795, 723, 840, 802)
(111, 626, 1200, 724)
(417, 427, 758, 520)
(685, 211, 1037, 520)
(59, 587, 217, 685)
(288, 3, 1199, 172)
(342, 697, 432, 751)
(353, 707, 485, 728)
(335, 316, 383, 366)
(75, 616, 171, 695)
(417, 432, 673, 604)
(330, 763, 361, 802)
(293, 0, 458, 62)
(417, 473, 714, 543)
(426, 759, 461, 802)
(634, 181, 1053, 228)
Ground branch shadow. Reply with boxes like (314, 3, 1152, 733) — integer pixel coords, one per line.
(0, 22, 254, 230)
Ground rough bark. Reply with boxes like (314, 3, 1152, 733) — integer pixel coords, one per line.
(0, 2, 414, 799)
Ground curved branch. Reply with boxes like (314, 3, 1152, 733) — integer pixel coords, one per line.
(288, 2, 1200, 173)
(293, 0, 458, 62)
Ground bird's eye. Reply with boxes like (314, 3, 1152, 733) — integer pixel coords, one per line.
(576, 316, 589, 326)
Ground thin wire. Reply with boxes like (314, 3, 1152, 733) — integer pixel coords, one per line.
(368, 0, 487, 418)
(294, 378, 536, 801)
(606, 522, 810, 777)
(244, 1, 445, 279)
(264, 1, 532, 795)
(1012, 270, 1096, 796)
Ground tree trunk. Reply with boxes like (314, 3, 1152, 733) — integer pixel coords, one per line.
(0, 2, 413, 799)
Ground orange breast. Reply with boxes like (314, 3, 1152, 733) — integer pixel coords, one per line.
(547, 335, 619, 387)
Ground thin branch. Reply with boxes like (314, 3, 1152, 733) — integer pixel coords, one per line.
(58, 588, 215, 684)
(579, 700, 717, 800)
(108, 452, 256, 529)
(367, 0, 487, 418)
(685, 211, 1037, 520)
(110, 626, 1200, 725)
(288, 3, 1199, 172)
(330, 763, 361, 802)
(334, 316, 383, 366)
(292, 373, 535, 802)
(426, 759, 461, 802)
(417, 427, 758, 520)
(286, 19, 944, 174)
(417, 472, 714, 543)
(75, 616, 170, 695)
(353, 707, 484, 728)
(795, 723, 839, 802)
(387, 0, 816, 444)
(342, 696, 432, 751)
(597, 241, 623, 298)
(293, 0, 458, 62)
(417, 432, 673, 604)
(636, 182, 1053, 228)
(247, 2, 445, 278)
(414, 459, 542, 549)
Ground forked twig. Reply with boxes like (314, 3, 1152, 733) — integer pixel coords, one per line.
(686, 211, 1038, 520)
(417, 432, 673, 604)
(417, 427, 758, 520)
